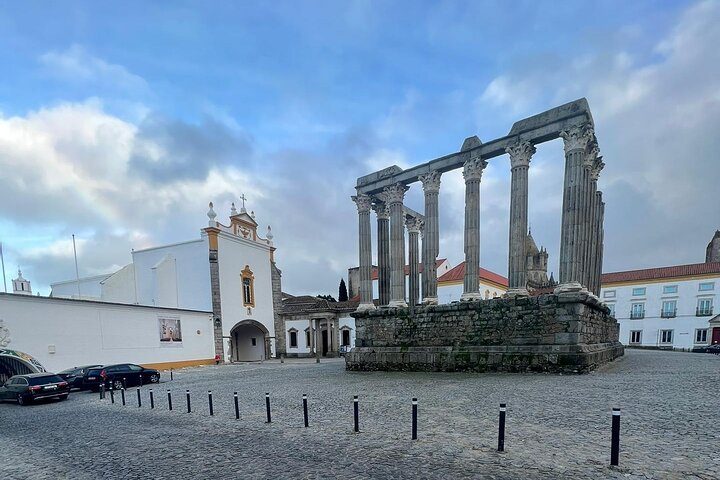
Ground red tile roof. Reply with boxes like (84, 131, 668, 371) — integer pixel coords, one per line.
(370, 258, 447, 280)
(437, 261, 508, 287)
(601, 262, 720, 284)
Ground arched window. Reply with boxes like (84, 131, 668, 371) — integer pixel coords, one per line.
(241, 265, 255, 307)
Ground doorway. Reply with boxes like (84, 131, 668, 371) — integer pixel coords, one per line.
(321, 329, 328, 356)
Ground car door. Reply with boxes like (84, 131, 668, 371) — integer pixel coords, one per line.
(127, 364, 143, 386)
(0, 378, 15, 400)
(112, 365, 132, 387)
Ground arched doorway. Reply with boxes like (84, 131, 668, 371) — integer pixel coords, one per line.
(0, 349, 46, 384)
(230, 320, 270, 361)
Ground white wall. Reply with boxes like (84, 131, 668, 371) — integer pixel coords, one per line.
(601, 276, 718, 350)
(437, 281, 506, 304)
(0, 293, 214, 372)
(285, 319, 313, 355)
(339, 316, 356, 349)
(51, 274, 111, 300)
(101, 263, 137, 304)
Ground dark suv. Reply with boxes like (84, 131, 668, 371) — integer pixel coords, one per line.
(0, 373, 70, 405)
(83, 364, 160, 391)
(58, 365, 102, 390)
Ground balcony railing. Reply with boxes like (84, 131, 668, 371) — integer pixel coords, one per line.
(630, 310, 645, 319)
(660, 309, 677, 318)
(696, 307, 714, 317)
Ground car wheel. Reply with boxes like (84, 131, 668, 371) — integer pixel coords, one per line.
(17, 394, 27, 406)
(149, 374, 159, 383)
(113, 379, 124, 390)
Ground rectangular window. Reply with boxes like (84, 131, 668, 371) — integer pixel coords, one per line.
(632, 287, 646, 296)
(699, 282, 715, 291)
(697, 298, 714, 316)
(661, 300, 677, 318)
(342, 329, 351, 347)
(603, 290, 616, 298)
(662, 285, 678, 294)
(306, 330, 311, 347)
(289, 331, 298, 348)
(629, 330, 642, 344)
(695, 329, 708, 343)
(660, 329, 673, 344)
(630, 303, 645, 319)
(242, 278, 253, 306)
(251, 337, 257, 347)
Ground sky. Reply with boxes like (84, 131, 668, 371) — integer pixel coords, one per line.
(0, 0, 718, 297)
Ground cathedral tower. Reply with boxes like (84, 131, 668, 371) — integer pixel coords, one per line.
(707, 230, 720, 263)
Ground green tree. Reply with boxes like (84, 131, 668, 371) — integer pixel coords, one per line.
(338, 278, 348, 302)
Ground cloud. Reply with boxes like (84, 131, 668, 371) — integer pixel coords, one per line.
(39, 45, 149, 93)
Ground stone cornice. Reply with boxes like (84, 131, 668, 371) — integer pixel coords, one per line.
(382, 183, 408, 205)
(505, 140, 536, 169)
(419, 170, 441, 194)
(462, 153, 488, 182)
(351, 193, 372, 213)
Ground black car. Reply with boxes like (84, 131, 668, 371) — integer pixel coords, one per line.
(83, 363, 160, 391)
(58, 365, 102, 390)
(0, 373, 70, 405)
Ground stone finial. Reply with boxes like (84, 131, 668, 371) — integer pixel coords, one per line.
(230, 202, 238, 216)
(505, 140, 536, 169)
(266, 225, 274, 244)
(382, 183, 408, 205)
(560, 125, 595, 154)
(351, 193, 372, 213)
(250, 210, 255, 219)
(462, 152, 488, 182)
(207, 202, 217, 227)
(419, 170, 442, 194)
(405, 217, 424, 234)
(372, 200, 390, 220)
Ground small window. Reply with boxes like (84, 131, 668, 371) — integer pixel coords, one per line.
(629, 330, 642, 344)
(660, 329, 673, 344)
(342, 329, 351, 347)
(662, 285, 678, 294)
(241, 265, 255, 307)
(631, 303, 645, 319)
(695, 329, 708, 344)
(632, 287, 646, 296)
(699, 282, 715, 291)
(697, 298, 713, 316)
(603, 290, 616, 298)
(289, 331, 298, 348)
(251, 338, 257, 347)
(305, 330, 311, 347)
(661, 300, 677, 318)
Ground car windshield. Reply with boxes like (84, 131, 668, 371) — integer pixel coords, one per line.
(28, 375, 64, 386)
(87, 368, 102, 375)
(58, 368, 75, 374)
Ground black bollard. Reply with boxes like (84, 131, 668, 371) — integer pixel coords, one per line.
(110, 387, 115, 404)
(150, 389, 155, 409)
(411, 398, 418, 440)
(121, 388, 126, 406)
(353, 395, 359, 433)
(170, 369, 174, 381)
(208, 391, 214, 416)
(265, 393, 271, 423)
(302, 394, 309, 428)
(234, 392, 239, 420)
(100, 384, 105, 400)
(137, 388, 142, 408)
(186, 390, 191, 413)
(167, 390, 173, 411)
(498, 403, 506, 452)
(611, 408, 621, 466)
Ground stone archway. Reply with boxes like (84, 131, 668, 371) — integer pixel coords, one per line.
(230, 320, 270, 362)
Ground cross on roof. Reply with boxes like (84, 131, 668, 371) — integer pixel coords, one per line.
(239, 193, 247, 209)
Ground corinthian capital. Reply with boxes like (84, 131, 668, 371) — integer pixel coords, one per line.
(405, 216, 424, 234)
(372, 199, 390, 220)
(590, 155, 605, 181)
(462, 152, 488, 182)
(560, 125, 595, 154)
(382, 183, 408, 205)
(419, 170, 442, 194)
(351, 193, 372, 213)
(505, 140, 536, 169)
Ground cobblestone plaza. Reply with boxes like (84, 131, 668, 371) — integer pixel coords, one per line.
(1, 349, 718, 479)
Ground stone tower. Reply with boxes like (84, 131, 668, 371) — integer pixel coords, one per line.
(12, 269, 32, 295)
(525, 231, 549, 288)
(707, 230, 720, 263)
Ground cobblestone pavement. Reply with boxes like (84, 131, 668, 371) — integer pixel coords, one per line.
(0, 349, 719, 479)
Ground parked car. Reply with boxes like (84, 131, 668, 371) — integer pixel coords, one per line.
(0, 373, 70, 405)
(83, 363, 160, 391)
(58, 365, 102, 390)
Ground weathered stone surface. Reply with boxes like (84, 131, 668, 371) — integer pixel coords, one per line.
(346, 293, 623, 373)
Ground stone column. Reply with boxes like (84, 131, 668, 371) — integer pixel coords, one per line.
(308, 318, 314, 356)
(461, 152, 488, 300)
(596, 193, 605, 295)
(373, 200, 391, 306)
(505, 140, 535, 296)
(384, 183, 409, 307)
(314, 318, 321, 363)
(352, 194, 375, 311)
(419, 171, 441, 304)
(578, 144, 598, 291)
(587, 155, 604, 295)
(327, 320, 333, 355)
(406, 217, 424, 307)
(557, 125, 595, 290)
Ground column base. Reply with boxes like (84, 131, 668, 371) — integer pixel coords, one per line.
(388, 299, 408, 308)
(422, 297, 439, 305)
(504, 288, 530, 298)
(460, 292, 483, 301)
(553, 282, 587, 294)
(355, 302, 377, 312)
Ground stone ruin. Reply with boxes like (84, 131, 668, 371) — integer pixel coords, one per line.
(346, 98, 623, 373)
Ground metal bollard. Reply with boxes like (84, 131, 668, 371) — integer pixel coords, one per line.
(137, 388, 142, 408)
(411, 398, 418, 440)
(280, 354, 284, 364)
(100, 384, 105, 400)
(150, 389, 154, 409)
(498, 403, 506, 452)
(167, 390, 173, 411)
(186, 390, 191, 413)
(611, 408, 621, 466)
(208, 391, 214, 416)
(234, 392, 239, 420)
(110, 387, 115, 404)
(265, 393, 271, 423)
(353, 395, 359, 433)
(121, 388, 126, 406)
(170, 369, 174, 381)
(302, 394, 309, 427)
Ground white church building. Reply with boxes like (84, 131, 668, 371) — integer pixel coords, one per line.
(51, 201, 282, 363)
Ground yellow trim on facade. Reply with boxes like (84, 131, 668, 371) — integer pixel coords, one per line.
(601, 272, 720, 288)
(141, 358, 216, 371)
(241, 265, 256, 307)
(204, 227, 220, 250)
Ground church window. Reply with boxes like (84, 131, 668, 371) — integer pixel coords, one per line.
(306, 330, 311, 347)
(289, 330, 298, 348)
(342, 329, 351, 347)
(241, 266, 255, 307)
